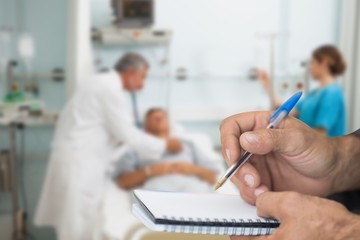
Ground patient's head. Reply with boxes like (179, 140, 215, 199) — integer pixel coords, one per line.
(144, 108, 170, 137)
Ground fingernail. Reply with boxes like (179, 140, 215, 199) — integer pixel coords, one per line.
(254, 188, 265, 197)
(244, 174, 255, 187)
(225, 149, 231, 162)
(244, 133, 259, 145)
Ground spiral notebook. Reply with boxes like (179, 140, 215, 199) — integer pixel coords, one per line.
(132, 189, 280, 236)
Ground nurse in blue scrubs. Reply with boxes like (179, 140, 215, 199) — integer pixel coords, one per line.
(258, 45, 347, 137)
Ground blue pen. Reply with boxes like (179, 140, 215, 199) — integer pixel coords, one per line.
(214, 91, 303, 190)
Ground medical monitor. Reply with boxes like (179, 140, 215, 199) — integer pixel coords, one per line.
(112, 0, 154, 28)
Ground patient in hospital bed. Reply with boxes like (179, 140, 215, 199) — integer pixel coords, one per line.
(113, 108, 223, 192)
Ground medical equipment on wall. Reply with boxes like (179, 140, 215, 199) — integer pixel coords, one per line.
(92, 26, 172, 45)
(112, 0, 154, 28)
(18, 33, 35, 72)
(2, 59, 65, 102)
(18, 33, 42, 99)
(93, 0, 171, 45)
(1, 29, 64, 102)
(0, 29, 12, 87)
(300, 59, 311, 95)
(255, 33, 289, 109)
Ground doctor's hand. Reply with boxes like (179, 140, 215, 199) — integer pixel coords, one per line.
(166, 138, 183, 153)
(220, 111, 340, 205)
(230, 191, 360, 240)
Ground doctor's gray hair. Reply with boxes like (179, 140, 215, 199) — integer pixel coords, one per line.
(114, 53, 149, 73)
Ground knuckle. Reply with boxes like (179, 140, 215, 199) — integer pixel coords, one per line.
(219, 117, 230, 131)
(220, 114, 240, 131)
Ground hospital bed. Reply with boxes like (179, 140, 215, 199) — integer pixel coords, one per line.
(96, 130, 239, 240)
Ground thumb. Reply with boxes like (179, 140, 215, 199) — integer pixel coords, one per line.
(239, 128, 305, 156)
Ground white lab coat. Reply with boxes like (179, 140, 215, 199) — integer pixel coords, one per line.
(34, 71, 165, 240)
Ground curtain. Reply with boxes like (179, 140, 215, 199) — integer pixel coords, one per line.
(339, 0, 360, 132)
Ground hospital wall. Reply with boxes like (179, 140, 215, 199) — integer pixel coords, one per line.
(0, 0, 342, 240)
(0, 0, 66, 239)
(91, 0, 341, 145)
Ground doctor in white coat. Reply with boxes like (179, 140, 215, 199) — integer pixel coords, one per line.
(34, 53, 182, 240)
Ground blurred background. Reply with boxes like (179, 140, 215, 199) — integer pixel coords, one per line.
(0, 0, 359, 240)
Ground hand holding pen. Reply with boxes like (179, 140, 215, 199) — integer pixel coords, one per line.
(218, 98, 360, 240)
(217, 96, 341, 205)
(215, 92, 303, 190)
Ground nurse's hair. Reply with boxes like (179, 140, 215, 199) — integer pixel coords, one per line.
(312, 45, 346, 76)
(114, 53, 149, 72)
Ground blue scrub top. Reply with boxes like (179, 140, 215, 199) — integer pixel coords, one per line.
(296, 83, 346, 137)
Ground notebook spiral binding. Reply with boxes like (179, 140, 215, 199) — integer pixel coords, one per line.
(162, 216, 279, 236)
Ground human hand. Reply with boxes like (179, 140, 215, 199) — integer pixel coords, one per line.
(150, 162, 177, 176)
(172, 162, 198, 175)
(220, 111, 339, 205)
(230, 191, 360, 240)
(166, 138, 183, 153)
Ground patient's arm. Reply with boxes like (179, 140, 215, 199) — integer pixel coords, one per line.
(117, 169, 148, 190)
(117, 162, 176, 190)
(196, 166, 217, 184)
(172, 162, 217, 184)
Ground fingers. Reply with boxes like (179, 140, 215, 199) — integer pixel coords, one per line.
(220, 111, 273, 203)
(235, 162, 261, 187)
(220, 111, 309, 207)
(236, 180, 269, 205)
(230, 162, 262, 204)
(239, 126, 308, 156)
(256, 191, 282, 219)
(220, 112, 272, 165)
(240, 129, 285, 155)
(256, 191, 302, 221)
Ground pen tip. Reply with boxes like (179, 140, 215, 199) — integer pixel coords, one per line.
(213, 178, 226, 191)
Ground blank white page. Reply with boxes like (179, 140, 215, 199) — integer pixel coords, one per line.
(134, 190, 262, 221)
